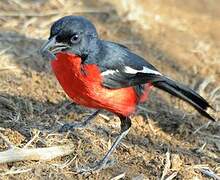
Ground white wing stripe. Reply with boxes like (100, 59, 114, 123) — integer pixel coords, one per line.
(101, 70, 118, 76)
(124, 66, 161, 75)
(101, 66, 161, 76)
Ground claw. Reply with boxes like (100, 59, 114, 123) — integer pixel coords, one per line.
(58, 121, 89, 133)
(76, 159, 115, 174)
(58, 110, 100, 133)
(58, 123, 75, 133)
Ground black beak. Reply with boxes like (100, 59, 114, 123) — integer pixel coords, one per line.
(40, 36, 69, 60)
(40, 36, 57, 60)
(40, 36, 57, 54)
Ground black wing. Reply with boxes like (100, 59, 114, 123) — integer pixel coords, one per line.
(98, 40, 215, 121)
(99, 40, 161, 88)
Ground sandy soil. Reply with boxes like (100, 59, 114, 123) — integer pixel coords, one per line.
(0, 0, 219, 179)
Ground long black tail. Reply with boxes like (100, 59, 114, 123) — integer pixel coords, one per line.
(151, 76, 215, 121)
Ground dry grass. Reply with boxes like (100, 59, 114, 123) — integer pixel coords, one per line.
(0, 0, 219, 179)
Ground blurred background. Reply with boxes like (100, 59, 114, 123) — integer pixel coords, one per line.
(0, 0, 219, 179)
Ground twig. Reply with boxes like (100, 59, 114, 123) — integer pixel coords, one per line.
(138, 105, 156, 114)
(0, 11, 59, 17)
(0, 144, 74, 163)
(147, 119, 159, 134)
(51, 155, 77, 169)
(23, 130, 40, 148)
(132, 174, 146, 180)
(0, 167, 32, 176)
(0, 96, 16, 111)
(110, 172, 126, 180)
(195, 142, 207, 153)
(197, 167, 220, 180)
(161, 149, 171, 180)
(165, 171, 178, 180)
(0, 46, 12, 55)
(0, 132, 15, 149)
(0, 8, 112, 17)
(0, 66, 18, 72)
(9, 0, 28, 8)
(210, 87, 220, 101)
(198, 132, 220, 140)
(120, 40, 141, 45)
(56, 0, 65, 6)
(196, 77, 214, 96)
(99, 113, 110, 121)
(193, 121, 211, 134)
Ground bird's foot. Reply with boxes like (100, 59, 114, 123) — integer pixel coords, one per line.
(58, 110, 100, 133)
(58, 122, 86, 133)
(76, 159, 115, 174)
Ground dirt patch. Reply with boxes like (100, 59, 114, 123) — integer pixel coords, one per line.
(0, 0, 219, 179)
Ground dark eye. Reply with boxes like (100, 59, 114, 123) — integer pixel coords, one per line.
(70, 33, 80, 44)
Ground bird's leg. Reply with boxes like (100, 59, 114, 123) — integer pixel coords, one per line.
(58, 110, 100, 132)
(77, 116, 131, 174)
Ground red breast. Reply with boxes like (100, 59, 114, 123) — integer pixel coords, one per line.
(51, 52, 140, 116)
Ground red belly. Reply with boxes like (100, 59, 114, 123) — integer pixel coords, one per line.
(51, 52, 138, 116)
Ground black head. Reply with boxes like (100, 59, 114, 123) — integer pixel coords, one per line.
(40, 16, 99, 60)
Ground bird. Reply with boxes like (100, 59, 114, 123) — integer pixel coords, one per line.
(40, 15, 215, 173)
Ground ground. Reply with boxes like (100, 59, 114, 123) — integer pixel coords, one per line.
(0, 0, 219, 179)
